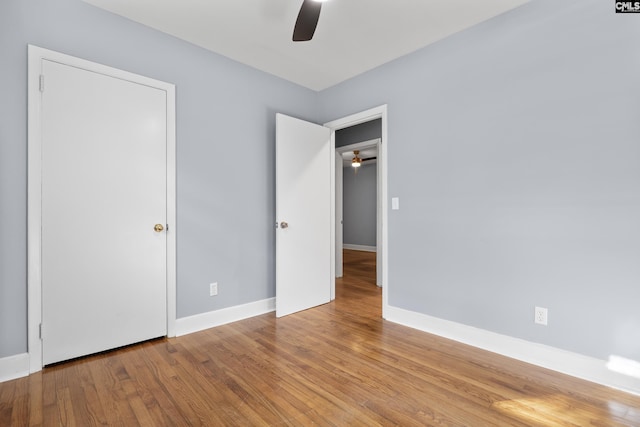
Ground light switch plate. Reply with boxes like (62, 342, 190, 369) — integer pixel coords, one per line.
(392, 197, 399, 210)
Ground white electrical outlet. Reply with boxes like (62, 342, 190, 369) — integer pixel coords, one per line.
(534, 306, 548, 325)
(210, 282, 218, 296)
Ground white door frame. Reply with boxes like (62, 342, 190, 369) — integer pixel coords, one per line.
(324, 105, 388, 318)
(27, 45, 177, 372)
(335, 151, 344, 279)
(336, 138, 382, 287)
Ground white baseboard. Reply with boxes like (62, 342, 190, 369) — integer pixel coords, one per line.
(343, 244, 377, 252)
(0, 353, 30, 383)
(385, 305, 640, 397)
(176, 298, 275, 337)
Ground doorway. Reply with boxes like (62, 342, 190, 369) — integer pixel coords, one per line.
(324, 105, 388, 318)
(336, 137, 381, 287)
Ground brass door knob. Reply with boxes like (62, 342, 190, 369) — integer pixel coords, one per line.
(154, 224, 165, 232)
(280, 221, 289, 229)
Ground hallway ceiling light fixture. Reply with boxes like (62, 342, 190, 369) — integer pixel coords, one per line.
(351, 150, 362, 168)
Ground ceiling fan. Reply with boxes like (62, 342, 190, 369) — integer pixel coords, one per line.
(351, 150, 377, 169)
(293, 0, 327, 42)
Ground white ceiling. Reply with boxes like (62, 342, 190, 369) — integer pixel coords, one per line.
(82, 0, 528, 91)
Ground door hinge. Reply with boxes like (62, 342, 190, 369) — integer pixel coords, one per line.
(39, 323, 42, 339)
(39, 75, 44, 92)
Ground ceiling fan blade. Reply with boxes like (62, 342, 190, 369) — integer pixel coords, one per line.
(293, 0, 322, 42)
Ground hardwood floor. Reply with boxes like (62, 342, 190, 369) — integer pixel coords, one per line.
(2, 249, 639, 426)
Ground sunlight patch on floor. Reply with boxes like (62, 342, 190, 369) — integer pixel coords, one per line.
(607, 401, 640, 424)
(492, 394, 596, 425)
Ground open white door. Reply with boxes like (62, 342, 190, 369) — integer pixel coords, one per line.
(276, 114, 331, 317)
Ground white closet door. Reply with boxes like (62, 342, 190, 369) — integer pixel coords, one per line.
(41, 59, 168, 365)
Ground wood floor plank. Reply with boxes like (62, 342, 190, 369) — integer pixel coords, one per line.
(1, 249, 639, 426)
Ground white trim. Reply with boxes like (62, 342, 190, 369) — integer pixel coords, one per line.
(335, 151, 343, 280)
(27, 45, 177, 372)
(335, 138, 379, 153)
(325, 105, 388, 314)
(375, 138, 382, 287)
(0, 353, 30, 383)
(329, 128, 337, 300)
(386, 305, 640, 397)
(176, 298, 276, 336)
(343, 244, 377, 252)
(165, 66, 177, 339)
(27, 45, 43, 374)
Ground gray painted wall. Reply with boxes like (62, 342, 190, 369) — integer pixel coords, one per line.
(343, 163, 377, 247)
(319, 0, 640, 362)
(0, 0, 317, 358)
(335, 119, 381, 148)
